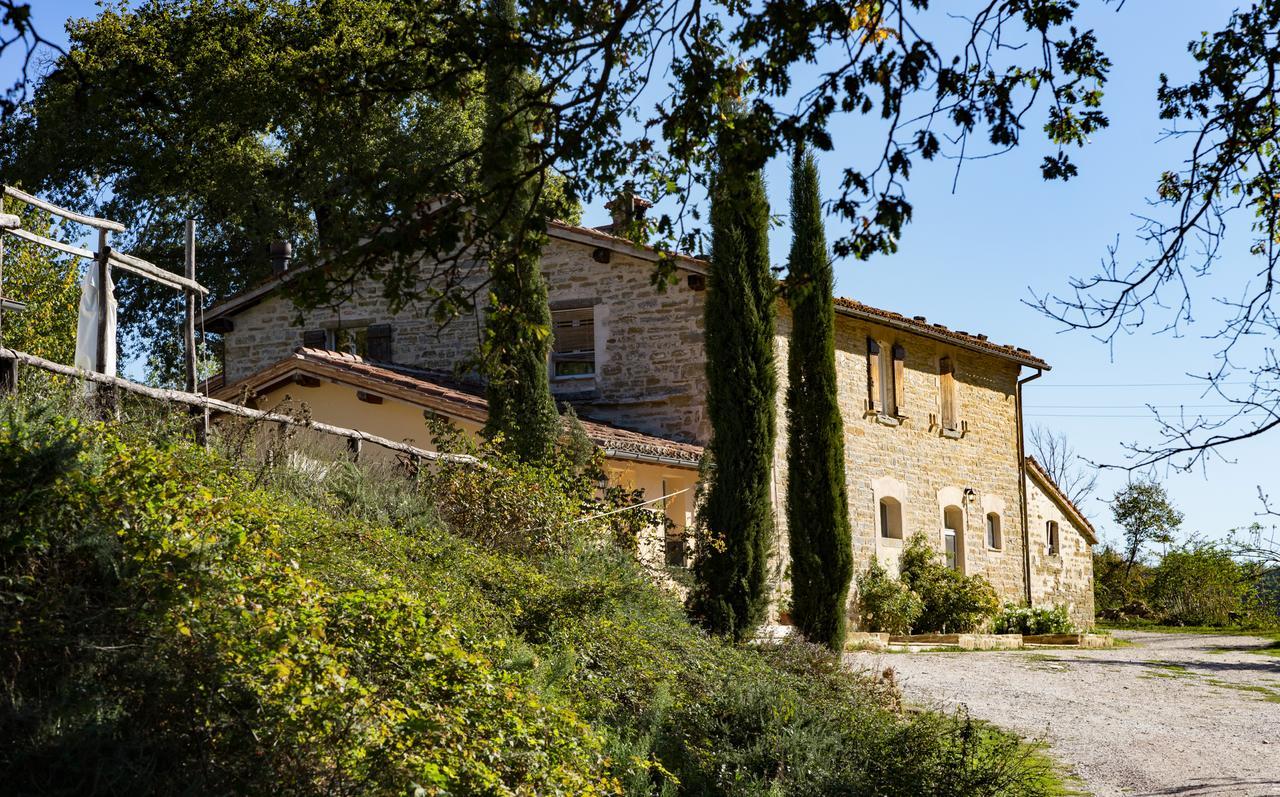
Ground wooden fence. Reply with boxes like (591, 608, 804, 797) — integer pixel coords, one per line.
(0, 186, 472, 466)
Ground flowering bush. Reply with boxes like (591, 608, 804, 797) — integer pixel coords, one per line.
(994, 603, 1077, 635)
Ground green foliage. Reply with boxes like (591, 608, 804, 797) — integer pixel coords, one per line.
(855, 557, 923, 635)
(0, 201, 79, 363)
(2, 0, 486, 368)
(1093, 544, 1150, 617)
(1109, 480, 1183, 576)
(783, 146, 852, 651)
(479, 0, 560, 463)
(899, 534, 1000, 634)
(1148, 542, 1264, 627)
(690, 117, 777, 642)
(0, 392, 1069, 796)
(994, 604, 1077, 636)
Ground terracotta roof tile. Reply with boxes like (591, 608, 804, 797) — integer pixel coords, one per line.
(225, 347, 704, 466)
(833, 297, 1049, 369)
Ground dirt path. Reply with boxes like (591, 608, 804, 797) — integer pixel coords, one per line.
(848, 631, 1280, 796)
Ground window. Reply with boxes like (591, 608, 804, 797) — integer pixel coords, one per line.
(867, 339, 905, 417)
(331, 326, 369, 357)
(939, 356, 958, 431)
(943, 505, 965, 572)
(879, 497, 904, 540)
(551, 306, 595, 379)
(304, 325, 390, 359)
(986, 512, 1002, 550)
(1046, 521, 1060, 556)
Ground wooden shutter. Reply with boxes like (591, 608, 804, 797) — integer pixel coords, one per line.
(939, 356, 956, 430)
(552, 307, 594, 353)
(866, 338, 881, 413)
(302, 329, 326, 350)
(367, 323, 393, 361)
(891, 344, 906, 415)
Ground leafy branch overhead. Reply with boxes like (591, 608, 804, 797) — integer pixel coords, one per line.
(3, 0, 1110, 370)
(1034, 1, 1280, 470)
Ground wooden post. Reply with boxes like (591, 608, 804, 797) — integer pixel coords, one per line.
(184, 219, 208, 446)
(0, 230, 6, 350)
(95, 230, 116, 417)
(184, 220, 197, 393)
(348, 436, 362, 462)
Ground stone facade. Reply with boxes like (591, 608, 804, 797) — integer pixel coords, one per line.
(213, 227, 1095, 624)
(1027, 465, 1097, 629)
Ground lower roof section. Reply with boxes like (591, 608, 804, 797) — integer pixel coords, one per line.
(212, 347, 704, 469)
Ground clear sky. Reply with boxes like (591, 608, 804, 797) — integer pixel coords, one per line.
(5, 1, 1275, 547)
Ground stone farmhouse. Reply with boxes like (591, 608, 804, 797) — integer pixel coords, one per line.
(204, 200, 1097, 627)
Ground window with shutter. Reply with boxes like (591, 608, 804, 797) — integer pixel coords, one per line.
(367, 324, 393, 361)
(939, 356, 958, 430)
(551, 306, 595, 379)
(891, 344, 906, 415)
(866, 338, 881, 413)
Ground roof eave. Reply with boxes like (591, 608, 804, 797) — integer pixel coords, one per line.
(833, 303, 1050, 370)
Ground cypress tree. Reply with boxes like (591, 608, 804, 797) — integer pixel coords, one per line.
(690, 124, 777, 642)
(479, 0, 560, 462)
(784, 147, 853, 651)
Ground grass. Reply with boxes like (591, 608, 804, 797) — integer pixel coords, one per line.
(1100, 623, 1280, 657)
(1205, 679, 1280, 704)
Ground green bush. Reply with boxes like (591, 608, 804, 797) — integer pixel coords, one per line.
(0, 397, 1068, 796)
(855, 557, 923, 635)
(1148, 542, 1260, 627)
(899, 534, 1000, 633)
(994, 603, 1077, 635)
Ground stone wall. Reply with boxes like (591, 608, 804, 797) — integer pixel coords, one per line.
(1027, 476, 1096, 629)
(772, 305, 1032, 624)
(222, 236, 1093, 622)
(222, 239, 711, 444)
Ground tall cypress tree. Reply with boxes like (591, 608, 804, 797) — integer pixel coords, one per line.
(784, 147, 853, 651)
(479, 0, 560, 462)
(690, 124, 777, 642)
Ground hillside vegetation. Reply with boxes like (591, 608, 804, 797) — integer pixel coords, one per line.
(1, 388, 1065, 796)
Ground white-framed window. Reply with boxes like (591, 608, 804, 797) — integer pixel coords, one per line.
(943, 505, 965, 573)
(986, 512, 1002, 550)
(551, 305, 595, 380)
(1046, 520, 1060, 556)
(879, 497, 904, 540)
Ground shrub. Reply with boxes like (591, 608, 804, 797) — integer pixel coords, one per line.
(1148, 542, 1259, 626)
(855, 557, 923, 635)
(0, 397, 1069, 797)
(899, 534, 1000, 633)
(994, 603, 1077, 635)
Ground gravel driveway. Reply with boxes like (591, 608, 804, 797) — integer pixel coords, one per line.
(848, 631, 1280, 796)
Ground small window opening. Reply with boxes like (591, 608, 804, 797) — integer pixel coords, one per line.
(1046, 520, 1060, 556)
(986, 512, 1002, 550)
(551, 306, 595, 379)
(943, 504, 965, 573)
(879, 497, 904, 540)
(331, 326, 369, 357)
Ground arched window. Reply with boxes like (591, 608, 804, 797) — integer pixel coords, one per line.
(985, 513, 1002, 550)
(879, 497, 904, 540)
(1046, 521, 1060, 556)
(943, 505, 965, 572)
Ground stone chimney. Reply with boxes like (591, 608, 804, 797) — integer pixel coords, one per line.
(270, 240, 293, 275)
(604, 188, 652, 243)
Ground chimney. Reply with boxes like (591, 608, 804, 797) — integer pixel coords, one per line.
(270, 240, 293, 274)
(604, 187, 652, 241)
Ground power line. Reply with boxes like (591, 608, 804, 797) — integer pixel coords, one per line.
(1033, 381, 1263, 388)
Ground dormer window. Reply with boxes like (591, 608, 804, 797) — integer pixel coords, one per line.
(551, 305, 595, 380)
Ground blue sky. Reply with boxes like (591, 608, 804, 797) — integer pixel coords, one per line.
(5, 1, 1275, 547)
